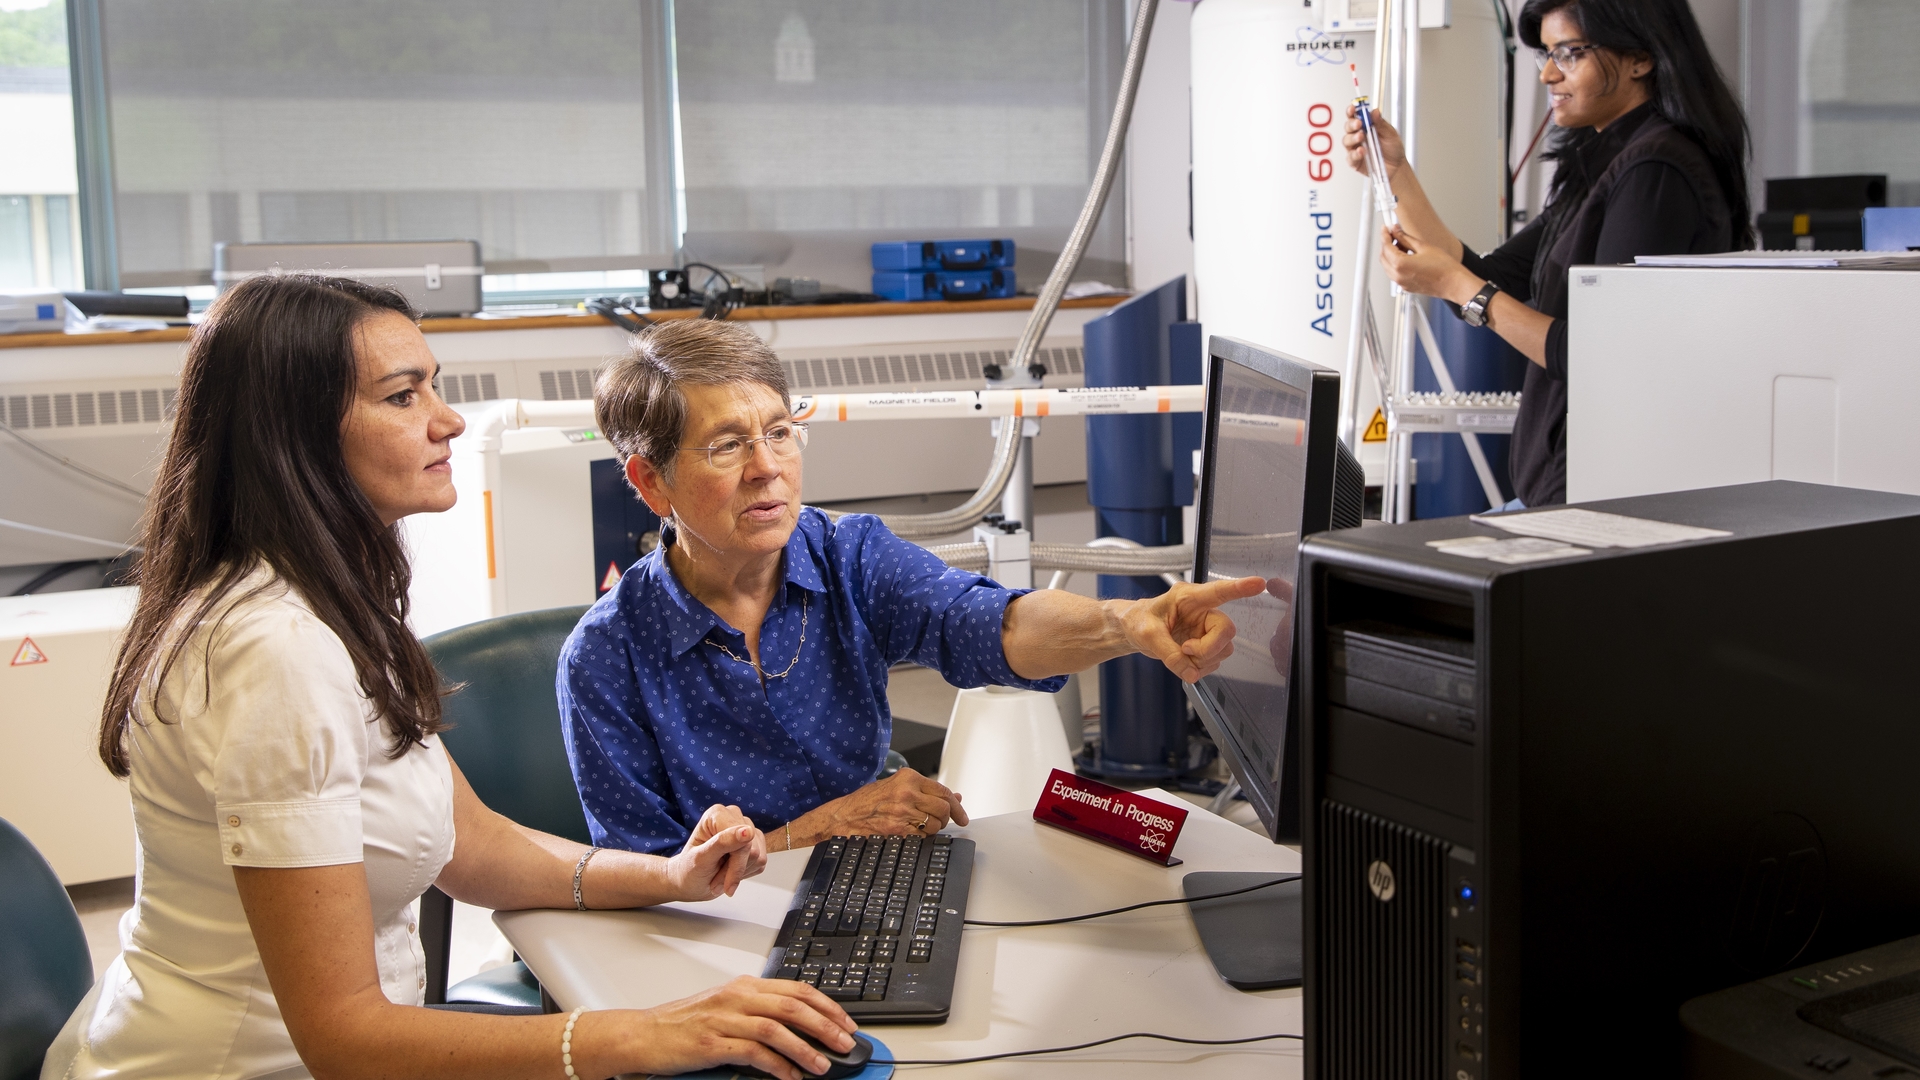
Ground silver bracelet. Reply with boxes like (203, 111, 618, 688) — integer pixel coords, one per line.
(572, 847, 601, 911)
(562, 1005, 585, 1078)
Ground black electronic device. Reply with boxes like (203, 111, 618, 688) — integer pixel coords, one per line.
(1760, 174, 1888, 250)
(62, 291, 190, 319)
(1682, 934, 1920, 1079)
(1179, 335, 1365, 990)
(732, 1030, 876, 1080)
(762, 834, 972, 1023)
(648, 268, 700, 309)
(1296, 481, 1920, 1079)
(1765, 174, 1887, 212)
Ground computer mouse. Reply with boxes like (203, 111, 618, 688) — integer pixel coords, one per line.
(731, 1028, 873, 1080)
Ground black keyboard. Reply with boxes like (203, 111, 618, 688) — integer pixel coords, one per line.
(761, 833, 973, 1023)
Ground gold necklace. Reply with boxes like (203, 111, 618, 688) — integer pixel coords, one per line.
(706, 593, 808, 679)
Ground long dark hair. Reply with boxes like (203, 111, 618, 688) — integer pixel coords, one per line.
(100, 274, 445, 776)
(1521, 0, 1754, 248)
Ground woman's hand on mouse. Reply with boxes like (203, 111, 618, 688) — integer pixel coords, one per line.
(1343, 103, 1406, 181)
(668, 804, 768, 899)
(620, 975, 857, 1080)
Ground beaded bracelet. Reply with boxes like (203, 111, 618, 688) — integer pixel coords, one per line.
(561, 1006, 585, 1079)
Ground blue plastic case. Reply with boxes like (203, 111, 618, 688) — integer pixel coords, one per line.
(872, 269, 1017, 302)
(871, 239, 1015, 272)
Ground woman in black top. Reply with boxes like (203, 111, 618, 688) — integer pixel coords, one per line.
(1343, 0, 1751, 506)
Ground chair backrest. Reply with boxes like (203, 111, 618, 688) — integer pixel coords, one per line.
(0, 817, 92, 1080)
(424, 606, 594, 845)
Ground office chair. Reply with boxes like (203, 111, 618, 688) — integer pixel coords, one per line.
(420, 605, 592, 1015)
(0, 817, 93, 1080)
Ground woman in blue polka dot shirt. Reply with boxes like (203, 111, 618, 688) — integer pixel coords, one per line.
(558, 320, 1263, 855)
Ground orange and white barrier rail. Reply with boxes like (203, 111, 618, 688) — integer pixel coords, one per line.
(788, 384, 1204, 423)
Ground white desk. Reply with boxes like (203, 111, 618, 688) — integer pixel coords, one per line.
(496, 790, 1303, 1078)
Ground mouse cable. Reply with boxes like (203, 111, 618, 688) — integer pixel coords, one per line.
(873, 1030, 1302, 1067)
(962, 873, 1300, 928)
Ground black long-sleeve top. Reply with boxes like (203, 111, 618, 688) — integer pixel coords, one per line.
(1458, 104, 1734, 506)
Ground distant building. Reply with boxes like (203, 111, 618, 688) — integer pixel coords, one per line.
(775, 13, 815, 84)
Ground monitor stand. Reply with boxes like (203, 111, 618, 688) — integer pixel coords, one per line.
(1183, 871, 1303, 990)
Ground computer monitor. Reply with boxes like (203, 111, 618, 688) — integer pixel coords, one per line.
(1180, 335, 1364, 989)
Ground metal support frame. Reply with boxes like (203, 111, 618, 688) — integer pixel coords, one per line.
(1338, 0, 1521, 521)
(66, 0, 118, 292)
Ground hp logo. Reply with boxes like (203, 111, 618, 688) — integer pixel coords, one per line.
(1367, 859, 1397, 902)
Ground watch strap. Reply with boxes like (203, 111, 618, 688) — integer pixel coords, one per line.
(1462, 280, 1500, 327)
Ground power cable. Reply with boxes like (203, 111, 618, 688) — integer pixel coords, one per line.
(874, 1030, 1301, 1067)
(963, 874, 1297, 928)
(0, 421, 150, 499)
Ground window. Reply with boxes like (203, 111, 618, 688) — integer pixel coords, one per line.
(1746, 0, 1920, 209)
(94, 0, 676, 289)
(672, 0, 1129, 292)
(0, 0, 84, 290)
(66, 0, 1129, 296)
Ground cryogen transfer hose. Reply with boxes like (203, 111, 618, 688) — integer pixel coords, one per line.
(876, 0, 1162, 540)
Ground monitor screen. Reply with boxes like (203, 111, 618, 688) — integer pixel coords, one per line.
(1188, 336, 1360, 842)
(1198, 358, 1310, 797)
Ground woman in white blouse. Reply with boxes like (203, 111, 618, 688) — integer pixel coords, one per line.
(43, 274, 857, 1080)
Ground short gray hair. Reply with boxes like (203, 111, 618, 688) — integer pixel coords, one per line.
(594, 319, 790, 484)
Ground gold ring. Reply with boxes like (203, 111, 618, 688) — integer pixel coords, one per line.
(915, 816, 930, 831)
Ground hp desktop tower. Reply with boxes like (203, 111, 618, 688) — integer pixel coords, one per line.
(1298, 481, 1920, 1080)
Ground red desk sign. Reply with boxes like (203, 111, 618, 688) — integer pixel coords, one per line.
(1032, 768, 1188, 866)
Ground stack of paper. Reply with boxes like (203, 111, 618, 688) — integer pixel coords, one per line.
(1634, 250, 1920, 270)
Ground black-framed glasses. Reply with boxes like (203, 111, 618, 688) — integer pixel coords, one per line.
(679, 422, 809, 469)
(1533, 42, 1600, 72)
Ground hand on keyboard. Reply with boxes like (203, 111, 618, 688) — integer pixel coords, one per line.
(789, 767, 969, 844)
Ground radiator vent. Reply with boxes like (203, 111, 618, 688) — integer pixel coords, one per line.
(536, 346, 1086, 402)
(782, 345, 1083, 392)
(539, 368, 599, 402)
(4, 388, 177, 430)
(1314, 800, 1450, 1080)
(438, 372, 500, 405)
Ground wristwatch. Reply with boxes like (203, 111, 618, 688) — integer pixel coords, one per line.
(1461, 280, 1500, 328)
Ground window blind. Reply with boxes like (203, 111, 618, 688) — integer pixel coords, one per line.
(98, 0, 677, 288)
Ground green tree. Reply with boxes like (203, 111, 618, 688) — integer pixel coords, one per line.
(0, 0, 68, 69)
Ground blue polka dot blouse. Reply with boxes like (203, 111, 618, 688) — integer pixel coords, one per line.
(557, 508, 1066, 854)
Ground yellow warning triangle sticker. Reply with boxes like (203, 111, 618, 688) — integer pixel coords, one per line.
(1363, 408, 1389, 442)
(600, 561, 622, 592)
(11, 637, 48, 666)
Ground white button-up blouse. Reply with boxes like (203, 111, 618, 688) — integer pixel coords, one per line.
(43, 565, 455, 1080)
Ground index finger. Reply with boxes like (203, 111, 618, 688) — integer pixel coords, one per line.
(723, 827, 766, 895)
(765, 977, 858, 1033)
(1180, 575, 1266, 609)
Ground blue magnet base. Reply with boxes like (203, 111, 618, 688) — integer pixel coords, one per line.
(663, 1034, 895, 1079)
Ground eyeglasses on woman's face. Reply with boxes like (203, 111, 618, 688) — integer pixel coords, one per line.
(1534, 42, 1600, 72)
(679, 421, 809, 470)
